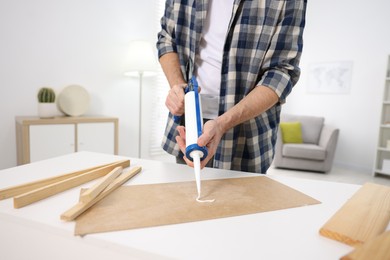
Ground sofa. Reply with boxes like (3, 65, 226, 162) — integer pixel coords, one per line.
(273, 114, 339, 173)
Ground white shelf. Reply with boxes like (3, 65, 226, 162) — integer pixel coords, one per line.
(374, 169, 390, 176)
(377, 147, 390, 152)
(374, 55, 390, 175)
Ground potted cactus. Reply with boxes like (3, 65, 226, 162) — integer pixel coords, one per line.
(37, 87, 57, 118)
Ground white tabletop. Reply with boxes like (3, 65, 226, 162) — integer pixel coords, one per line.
(0, 152, 364, 260)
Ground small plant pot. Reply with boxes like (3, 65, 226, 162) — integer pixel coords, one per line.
(38, 103, 57, 118)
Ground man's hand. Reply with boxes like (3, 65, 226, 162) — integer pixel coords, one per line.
(165, 83, 187, 116)
(175, 119, 225, 169)
(175, 86, 278, 169)
(159, 52, 187, 117)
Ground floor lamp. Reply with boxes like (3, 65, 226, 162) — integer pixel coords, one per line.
(124, 40, 157, 158)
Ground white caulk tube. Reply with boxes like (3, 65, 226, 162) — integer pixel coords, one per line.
(184, 77, 208, 197)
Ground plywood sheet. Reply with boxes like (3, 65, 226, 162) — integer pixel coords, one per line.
(320, 182, 390, 247)
(75, 176, 320, 235)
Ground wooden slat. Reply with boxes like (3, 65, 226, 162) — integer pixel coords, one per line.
(61, 166, 142, 222)
(80, 166, 122, 203)
(13, 160, 130, 208)
(341, 231, 390, 260)
(0, 160, 128, 200)
(319, 183, 390, 246)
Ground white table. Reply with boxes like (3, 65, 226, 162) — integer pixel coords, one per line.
(0, 152, 368, 259)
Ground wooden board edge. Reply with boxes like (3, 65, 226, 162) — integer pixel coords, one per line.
(318, 182, 390, 247)
(340, 231, 390, 260)
(319, 227, 363, 247)
(61, 166, 142, 222)
(80, 166, 123, 203)
(0, 159, 129, 200)
(13, 160, 130, 208)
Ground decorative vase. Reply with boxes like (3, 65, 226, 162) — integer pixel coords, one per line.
(38, 103, 57, 118)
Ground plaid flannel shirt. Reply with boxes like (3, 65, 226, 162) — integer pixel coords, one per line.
(157, 0, 307, 173)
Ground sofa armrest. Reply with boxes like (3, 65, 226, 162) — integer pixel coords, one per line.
(318, 125, 339, 172)
(319, 125, 339, 150)
(273, 127, 284, 167)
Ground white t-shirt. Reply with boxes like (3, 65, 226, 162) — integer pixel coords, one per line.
(194, 0, 234, 119)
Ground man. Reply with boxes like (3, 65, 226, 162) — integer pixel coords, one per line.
(157, 0, 307, 173)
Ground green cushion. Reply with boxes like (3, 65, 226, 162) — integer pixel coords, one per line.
(280, 122, 303, 143)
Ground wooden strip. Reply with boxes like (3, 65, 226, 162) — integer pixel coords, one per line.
(61, 166, 142, 222)
(80, 166, 122, 203)
(319, 183, 390, 246)
(13, 160, 130, 208)
(0, 160, 128, 200)
(341, 231, 390, 260)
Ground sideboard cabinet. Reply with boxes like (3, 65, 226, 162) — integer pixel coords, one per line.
(16, 116, 118, 165)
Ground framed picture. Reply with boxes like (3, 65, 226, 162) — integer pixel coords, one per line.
(307, 61, 353, 94)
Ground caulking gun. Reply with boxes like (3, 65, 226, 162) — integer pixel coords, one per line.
(175, 76, 208, 198)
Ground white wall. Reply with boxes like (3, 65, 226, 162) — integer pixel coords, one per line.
(0, 0, 158, 169)
(0, 0, 389, 173)
(283, 0, 390, 172)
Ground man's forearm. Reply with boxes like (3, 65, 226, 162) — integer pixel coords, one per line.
(159, 52, 186, 88)
(215, 86, 279, 133)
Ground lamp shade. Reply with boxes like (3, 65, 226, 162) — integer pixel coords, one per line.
(124, 40, 158, 77)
